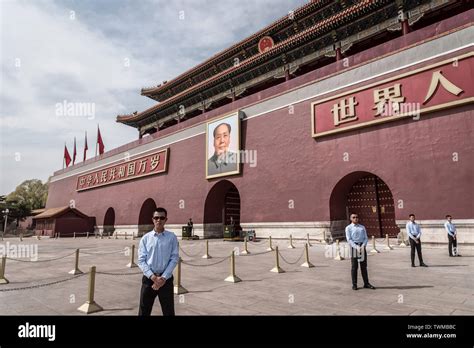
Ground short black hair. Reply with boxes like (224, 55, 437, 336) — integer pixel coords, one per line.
(213, 123, 231, 138)
(154, 207, 167, 217)
(409, 213, 415, 218)
(446, 214, 452, 218)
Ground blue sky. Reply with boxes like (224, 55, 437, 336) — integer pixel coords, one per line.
(0, 0, 308, 195)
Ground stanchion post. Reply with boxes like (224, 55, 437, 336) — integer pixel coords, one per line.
(69, 249, 83, 275)
(174, 257, 188, 294)
(323, 230, 328, 244)
(370, 235, 380, 254)
(127, 245, 137, 268)
(334, 239, 344, 260)
(266, 236, 274, 251)
(224, 250, 241, 283)
(77, 266, 103, 314)
(202, 240, 212, 259)
(288, 234, 295, 249)
(270, 246, 285, 273)
(384, 234, 394, 250)
(301, 243, 315, 268)
(0, 256, 9, 284)
(241, 237, 250, 255)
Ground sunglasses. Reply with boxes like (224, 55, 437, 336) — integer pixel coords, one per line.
(152, 216, 166, 221)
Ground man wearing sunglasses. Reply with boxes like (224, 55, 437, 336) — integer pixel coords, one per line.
(345, 214, 375, 291)
(406, 213, 428, 267)
(138, 207, 179, 316)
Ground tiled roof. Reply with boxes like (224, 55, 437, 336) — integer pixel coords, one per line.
(117, 0, 375, 124)
(140, 0, 328, 97)
(33, 206, 89, 219)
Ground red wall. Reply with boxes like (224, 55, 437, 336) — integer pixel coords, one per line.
(46, 103, 473, 226)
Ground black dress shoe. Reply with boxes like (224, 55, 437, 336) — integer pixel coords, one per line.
(456, 254, 462, 257)
(449, 255, 454, 257)
(411, 264, 416, 267)
(352, 285, 358, 290)
(420, 263, 428, 267)
(363, 283, 376, 289)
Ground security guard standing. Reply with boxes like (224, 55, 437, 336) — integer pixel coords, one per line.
(406, 214, 428, 267)
(345, 214, 376, 290)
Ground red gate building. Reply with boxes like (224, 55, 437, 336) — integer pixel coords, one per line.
(46, 1, 473, 243)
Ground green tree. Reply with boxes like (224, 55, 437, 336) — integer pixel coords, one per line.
(4, 179, 49, 227)
(7, 179, 48, 210)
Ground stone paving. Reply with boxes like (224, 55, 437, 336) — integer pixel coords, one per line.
(0, 236, 472, 315)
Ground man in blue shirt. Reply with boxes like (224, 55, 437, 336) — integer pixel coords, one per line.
(345, 214, 375, 290)
(138, 207, 179, 316)
(406, 214, 428, 267)
(444, 215, 461, 257)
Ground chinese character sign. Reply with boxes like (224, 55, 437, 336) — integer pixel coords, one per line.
(312, 53, 473, 138)
(76, 148, 169, 191)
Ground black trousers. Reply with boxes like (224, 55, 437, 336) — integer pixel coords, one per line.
(351, 245, 369, 286)
(138, 275, 175, 316)
(448, 234, 457, 256)
(409, 238, 424, 265)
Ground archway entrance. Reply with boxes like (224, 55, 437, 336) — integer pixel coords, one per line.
(138, 198, 156, 236)
(203, 180, 241, 238)
(330, 172, 399, 238)
(103, 207, 115, 237)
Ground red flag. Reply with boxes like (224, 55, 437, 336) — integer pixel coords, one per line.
(64, 144, 72, 168)
(72, 137, 77, 165)
(97, 125, 105, 155)
(83, 131, 88, 162)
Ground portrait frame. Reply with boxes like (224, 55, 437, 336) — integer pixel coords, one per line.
(205, 111, 241, 179)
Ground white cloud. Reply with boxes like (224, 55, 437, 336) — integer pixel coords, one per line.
(0, 0, 307, 194)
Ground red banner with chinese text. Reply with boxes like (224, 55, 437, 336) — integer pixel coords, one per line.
(312, 52, 474, 138)
(76, 148, 169, 191)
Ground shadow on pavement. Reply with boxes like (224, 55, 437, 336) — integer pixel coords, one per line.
(375, 285, 434, 290)
(427, 264, 469, 267)
(101, 307, 134, 311)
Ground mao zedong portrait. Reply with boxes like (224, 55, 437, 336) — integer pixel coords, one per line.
(207, 122, 238, 177)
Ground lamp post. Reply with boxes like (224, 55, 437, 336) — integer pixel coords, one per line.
(2, 208, 9, 241)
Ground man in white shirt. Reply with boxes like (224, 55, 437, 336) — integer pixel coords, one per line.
(345, 214, 375, 290)
(138, 207, 179, 316)
(444, 215, 461, 257)
(406, 214, 428, 267)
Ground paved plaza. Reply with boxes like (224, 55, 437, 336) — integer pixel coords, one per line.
(0, 236, 472, 315)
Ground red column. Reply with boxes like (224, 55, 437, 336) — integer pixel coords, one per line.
(336, 47, 342, 61)
(402, 19, 410, 35)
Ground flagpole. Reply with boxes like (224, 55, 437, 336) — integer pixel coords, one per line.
(84, 130, 88, 162)
(73, 136, 76, 165)
(63, 142, 65, 169)
(95, 124, 98, 157)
